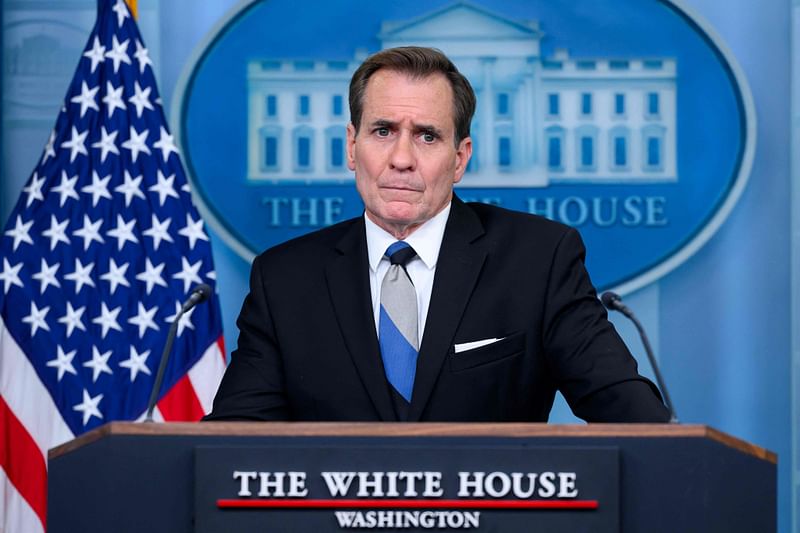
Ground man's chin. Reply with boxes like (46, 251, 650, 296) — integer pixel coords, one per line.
(366, 206, 425, 236)
(381, 213, 419, 228)
(378, 188, 424, 204)
(376, 199, 416, 215)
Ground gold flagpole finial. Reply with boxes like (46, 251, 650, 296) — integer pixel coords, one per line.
(125, 0, 138, 19)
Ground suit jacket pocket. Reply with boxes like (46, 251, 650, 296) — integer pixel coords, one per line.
(449, 331, 526, 372)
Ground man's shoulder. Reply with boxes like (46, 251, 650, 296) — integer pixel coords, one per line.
(254, 216, 362, 267)
(461, 200, 574, 242)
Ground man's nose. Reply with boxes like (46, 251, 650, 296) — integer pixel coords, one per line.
(389, 132, 416, 171)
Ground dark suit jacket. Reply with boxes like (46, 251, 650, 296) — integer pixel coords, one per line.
(206, 196, 670, 422)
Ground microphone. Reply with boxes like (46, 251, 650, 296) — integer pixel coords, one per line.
(601, 291, 632, 318)
(181, 283, 212, 312)
(601, 291, 678, 423)
(144, 284, 213, 422)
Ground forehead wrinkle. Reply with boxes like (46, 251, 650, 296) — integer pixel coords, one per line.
(367, 118, 396, 127)
(368, 117, 441, 133)
(361, 70, 455, 136)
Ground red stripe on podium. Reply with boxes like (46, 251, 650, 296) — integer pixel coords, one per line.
(217, 499, 599, 510)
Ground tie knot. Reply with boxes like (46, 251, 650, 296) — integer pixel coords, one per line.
(385, 241, 417, 266)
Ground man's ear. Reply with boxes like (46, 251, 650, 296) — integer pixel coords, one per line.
(453, 136, 473, 184)
(346, 123, 357, 171)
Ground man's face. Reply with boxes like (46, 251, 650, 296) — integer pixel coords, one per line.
(347, 69, 472, 239)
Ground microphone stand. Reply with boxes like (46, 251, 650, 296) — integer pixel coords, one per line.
(602, 292, 679, 423)
(144, 284, 211, 422)
(144, 315, 182, 422)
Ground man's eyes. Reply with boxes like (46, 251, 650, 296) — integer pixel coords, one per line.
(371, 127, 438, 143)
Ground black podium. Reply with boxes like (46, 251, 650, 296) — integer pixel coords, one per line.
(47, 423, 775, 532)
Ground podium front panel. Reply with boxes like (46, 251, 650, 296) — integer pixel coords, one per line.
(46, 423, 776, 533)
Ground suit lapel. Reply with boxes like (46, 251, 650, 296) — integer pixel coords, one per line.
(324, 218, 396, 421)
(408, 197, 487, 421)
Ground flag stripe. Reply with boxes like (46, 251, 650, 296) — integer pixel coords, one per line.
(187, 336, 226, 414)
(0, 318, 73, 459)
(0, 395, 48, 529)
(0, 470, 44, 533)
(135, 404, 164, 422)
(157, 373, 204, 421)
(158, 335, 225, 420)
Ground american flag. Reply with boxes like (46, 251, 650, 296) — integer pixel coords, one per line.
(0, 1, 226, 530)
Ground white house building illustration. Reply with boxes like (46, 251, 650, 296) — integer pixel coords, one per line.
(246, 2, 677, 187)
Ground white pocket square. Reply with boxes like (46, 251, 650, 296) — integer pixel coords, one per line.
(454, 337, 505, 354)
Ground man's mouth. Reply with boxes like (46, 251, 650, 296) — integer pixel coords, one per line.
(380, 184, 423, 193)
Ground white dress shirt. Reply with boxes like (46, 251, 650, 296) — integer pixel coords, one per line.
(365, 203, 451, 346)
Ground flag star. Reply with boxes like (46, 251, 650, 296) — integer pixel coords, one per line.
(181, 183, 191, 193)
(104, 34, 131, 74)
(70, 81, 99, 118)
(4, 215, 34, 251)
(148, 170, 179, 206)
(83, 36, 106, 73)
(112, 0, 130, 27)
(92, 302, 123, 339)
(173, 257, 203, 294)
(119, 346, 152, 381)
(114, 170, 146, 207)
(106, 214, 139, 251)
(22, 301, 51, 336)
(42, 215, 71, 250)
(142, 214, 174, 251)
(136, 258, 168, 295)
(128, 81, 154, 118)
(178, 213, 209, 250)
(61, 126, 88, 163)
(102, 81, 126, 117)
(22, 172, 46, 208)
(81, 171, 113, 207)
(72, 214, 105, 251)
(166, 300, 196, 337)
(121, 126, 150, 163)
(42, 130, 57, 163)
(153, 126, 179, 162)
(99, 258, 130, 295)
(64, 257, 96, 294)
(133, 39, 153, 74)
(83, 346, 113, 382)
(0, 259, 24, 294)
(51, 171, 80, 207)
(73, 389, 104, 426)
(47, 346, 78, 381)
(58, 302, 87, 338)
(32, 258, 61, 294)
(91, 126, 120, 163)
(128, 302, 160, 338)
(206, 270, 216, 280)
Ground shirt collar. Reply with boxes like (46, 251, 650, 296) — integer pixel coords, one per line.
(365, 202, 452, 272)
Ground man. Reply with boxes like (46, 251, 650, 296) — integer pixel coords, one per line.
(205, 47, 670, 423)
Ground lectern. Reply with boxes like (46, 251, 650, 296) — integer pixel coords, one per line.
(48, 423, 775, 532)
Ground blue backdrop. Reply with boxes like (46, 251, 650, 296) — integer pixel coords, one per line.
(1, 0, 796, 531)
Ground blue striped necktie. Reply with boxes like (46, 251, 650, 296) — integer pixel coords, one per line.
(379, 241, 419, 419)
